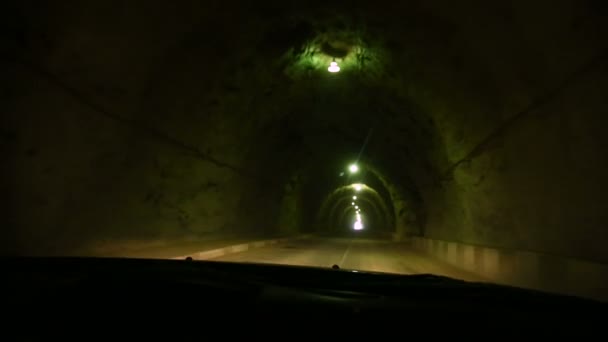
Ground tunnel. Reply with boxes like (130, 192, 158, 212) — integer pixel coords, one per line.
(2, 0, 608, 301)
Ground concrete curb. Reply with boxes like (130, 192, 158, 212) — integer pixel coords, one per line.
(171, 235, 311, 261)
(411, 237, 608, 302)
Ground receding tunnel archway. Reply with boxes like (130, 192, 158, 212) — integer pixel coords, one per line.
(338, 204, 381, 234)
(4, 1, 608, 305)
(334, 196, 387, 233)
(308, 156, 425, 239)
(317, 182, 395, 235)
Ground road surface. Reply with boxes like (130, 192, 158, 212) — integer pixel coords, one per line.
(214, 237, 484, 282)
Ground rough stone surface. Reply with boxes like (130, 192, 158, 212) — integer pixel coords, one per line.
(2, 0, 608, 261)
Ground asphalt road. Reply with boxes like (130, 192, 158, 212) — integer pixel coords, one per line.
(214, 237, 484, 282)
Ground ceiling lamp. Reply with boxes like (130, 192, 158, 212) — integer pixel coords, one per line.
(328, 61, 340, 73)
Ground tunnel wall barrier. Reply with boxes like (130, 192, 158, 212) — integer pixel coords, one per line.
(171, 235, 312, 261)
(411, 237, 608, 302)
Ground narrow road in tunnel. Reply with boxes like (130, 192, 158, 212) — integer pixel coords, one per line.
(212, 237, 483, 282)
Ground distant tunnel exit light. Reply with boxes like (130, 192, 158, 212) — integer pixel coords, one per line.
(353, 221, 363, 230)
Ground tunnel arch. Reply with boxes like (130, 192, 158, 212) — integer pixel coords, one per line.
(330, 194, 389, 233)
(4, 0, 608, 267)
(121, 13, 443, 240)
(336, 201, 384, 234)
(314, 179, 393, 232)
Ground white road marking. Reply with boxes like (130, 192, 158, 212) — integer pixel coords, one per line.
(338, 240, 352, 267)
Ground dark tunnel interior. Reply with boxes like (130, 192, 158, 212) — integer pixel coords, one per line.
(2, 0, 608, 284)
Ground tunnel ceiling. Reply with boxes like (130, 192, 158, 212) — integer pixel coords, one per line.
(3, 0, 608, 262)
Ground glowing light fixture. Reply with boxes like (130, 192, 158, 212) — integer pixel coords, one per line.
(349, 164, 359, 173)
(328, 61, 340, 73)
(353, 196, 357, 200)
(353, 184, 363, 192)
(352, 202, 355, 206)
(353, 207, 364, 230)
(355, 206, 359, 209)
(354, 221, 363, 230)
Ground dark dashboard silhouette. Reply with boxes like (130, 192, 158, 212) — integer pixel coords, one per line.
(3, 256, 605, 337)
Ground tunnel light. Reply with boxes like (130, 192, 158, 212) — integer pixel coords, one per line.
(353, 184, 363, 191)
(352, 202, 355, 206)
(353, 196, 357, 200)
(355, 206, 359, 209)
(353, 221, 363, 230)
(349, 164, 359, 173)
(328, 61, 340, 73)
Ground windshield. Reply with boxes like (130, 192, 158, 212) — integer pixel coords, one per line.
(2, 0, 607, 303)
